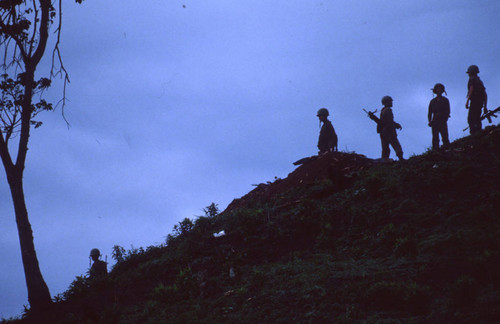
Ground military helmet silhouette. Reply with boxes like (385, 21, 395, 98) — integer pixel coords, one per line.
(467, 65, 479, 74)
(381, 96, 393, 106)
(90, 248, 101, 257)
(432, 83, 445, 93)
(316, 108, 329, 117)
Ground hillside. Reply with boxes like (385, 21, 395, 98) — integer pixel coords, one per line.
(5, 125, 500, 324)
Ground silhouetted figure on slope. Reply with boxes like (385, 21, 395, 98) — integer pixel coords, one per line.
(317, 108, 338, 154)
(428, 83, 450, 150)
(89, 248, 107, 279)
(466, 64, 488, 135)
(377, 96, 404, 161)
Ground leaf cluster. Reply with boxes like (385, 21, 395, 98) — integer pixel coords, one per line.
(0, 73, 52, 137)
(0, 0, 84, 138)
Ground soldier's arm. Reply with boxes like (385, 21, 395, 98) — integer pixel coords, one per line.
(484, 91, 488, 112)
(428, 102, 433, 124)
(332, 129, 338, 151)
(466, 85, 473, 108)
(368, 112, 380, 123)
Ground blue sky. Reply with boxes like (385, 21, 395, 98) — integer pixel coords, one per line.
(1, 0, 499, 318)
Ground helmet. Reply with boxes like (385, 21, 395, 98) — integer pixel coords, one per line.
(466, 65, 479, 74)
(316, 108, 329, 117)
(381, 96, 393, 106)
(432, 83, 445, 93)
(90, 248, 101, 257)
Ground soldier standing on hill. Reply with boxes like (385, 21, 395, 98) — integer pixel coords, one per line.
(316, 108, 338, 154)
(89, 248, 107, 279)
(465, 65, 488, 135)
(428, 83, 450, 150)
(377, 96, 404, 161)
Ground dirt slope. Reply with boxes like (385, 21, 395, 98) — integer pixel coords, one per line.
(225, 151, 375, 212)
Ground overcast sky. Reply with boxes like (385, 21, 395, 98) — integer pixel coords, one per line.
(1, 0, 499, 318)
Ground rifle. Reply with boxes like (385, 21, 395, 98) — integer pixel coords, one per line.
(463, 106, 500, 132)
(363, 109, 379, 124)
(364, 108, 402, 132)
(482, 106, 500, 123)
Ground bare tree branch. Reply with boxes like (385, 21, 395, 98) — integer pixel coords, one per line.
(51, 0, 71, 128)
(28, 0, 39, 58)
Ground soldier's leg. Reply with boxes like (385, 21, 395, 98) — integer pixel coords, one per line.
(431, 125, 440, 150)
(381, 136, 390, 158)
(390, 137, 404, 160)
(476, 112, 482, 131)
(440, 122, 450, 147)
(468, 108, 476, 134)
(473, 107, 482, 132)
(467, 111, 472, 134)
(469, 105, 482, 134)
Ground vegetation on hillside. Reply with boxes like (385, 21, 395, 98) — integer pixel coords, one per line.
(4, 126, 500, 323)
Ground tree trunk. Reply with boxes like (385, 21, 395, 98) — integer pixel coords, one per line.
(8, 171, 52, 312)
(0, 0, 60, 313)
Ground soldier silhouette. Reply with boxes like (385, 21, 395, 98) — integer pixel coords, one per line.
(377, 96, 404, 161)
(428, 83, 450, 149)
(316, 108, 338, 154)
(89, 248, 107, 279)
(465, 65, 488, 134)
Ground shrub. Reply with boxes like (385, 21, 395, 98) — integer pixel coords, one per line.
(112, 245, 126, 264)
